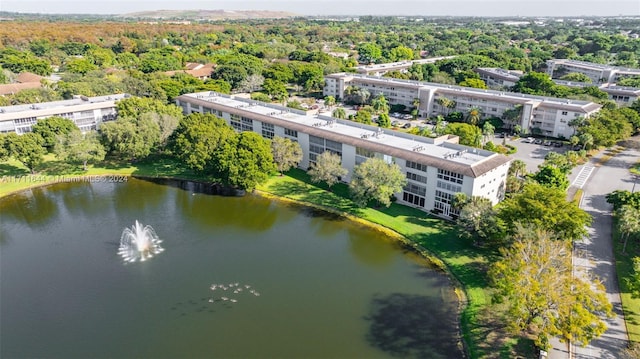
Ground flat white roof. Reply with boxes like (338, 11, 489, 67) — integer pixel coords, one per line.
(182, 92, 495, 167)
(333, 73, 598, 109)
(0, 94, 128, 120)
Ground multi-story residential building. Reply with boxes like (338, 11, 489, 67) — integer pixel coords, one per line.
(546, 59, 640, 84)
(553, 79, 640, 105)
(324, 73, 601, 139)
(474, 67, 523, 90)
(355, 56, 455, 76)
(176, 92, 512, 217)
(0, 94, 127, 134)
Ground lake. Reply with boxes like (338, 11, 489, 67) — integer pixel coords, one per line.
(0, 178, 462, 359)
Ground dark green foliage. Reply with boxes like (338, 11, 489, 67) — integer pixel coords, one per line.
(214, 131, 276, 191)
(31, 116, 79, 151)
(498, 182, 591, 242)
(168, 113, 235, 173)
(531, 165, 569, 190)
(4, 132, 46, 173)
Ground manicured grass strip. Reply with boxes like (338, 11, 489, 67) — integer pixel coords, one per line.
(0, 155, 210, 198)
(257, 169, 496, 359)
(613, 224, 640, 343)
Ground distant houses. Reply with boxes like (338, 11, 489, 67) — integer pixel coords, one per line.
(0, 72, 44, 96)
(163, 62, 215, 80)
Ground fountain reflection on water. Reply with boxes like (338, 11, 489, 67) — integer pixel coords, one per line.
(118, 220, 164, 262)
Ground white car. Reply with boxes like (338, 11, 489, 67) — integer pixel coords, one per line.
(523, 137, 535, 143)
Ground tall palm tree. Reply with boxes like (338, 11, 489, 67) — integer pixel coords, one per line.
(482, 121, 495, 145)
(371, 93, 389, 114)
(324, 95, 336, 109)
(579, 133, 594, 150)
(332, 107, 346, 119)
(502, 104, 523, 131)
(618, 205, 640, 253)
(467, 107, 482, 126)
(508, 159, 527, 178)
(436, 97, 456, 116)
(568, 116, 585, 136)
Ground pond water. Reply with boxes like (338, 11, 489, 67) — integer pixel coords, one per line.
(0, 178, 462, 359)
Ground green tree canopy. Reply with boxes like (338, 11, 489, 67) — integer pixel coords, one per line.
(308, 151, 347, 190)
(489, 225, 612, 350)
(214, 131, 276, 191)
(116, 97, 183, 119)
(531, 165, 570, 190)
(497, 182, 591, 241)
(512, 71, 556, 95)
(4, 132, 46, 173)
(168, 113, 235, 173)
(99, 116, 160, 161)
(271, 136, 303, 175)
(349, 157, 406, 208)
(54, 131, 106, 171)
(444, 122, 482, 147)
(356, 42, 382, 64)
(31, 116, 79, 151)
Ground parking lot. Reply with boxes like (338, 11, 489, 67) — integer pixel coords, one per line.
(494, 136, 584, 183)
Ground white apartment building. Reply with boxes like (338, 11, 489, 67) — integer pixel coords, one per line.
(0, 94, 128, 134)
(355, 56, 455, 76)
(474, 67, 523, 90)
(176, 92, 512, 217)
(546, 59, 640, 84)
(324, 73, 601, 139)
(553, 79, 640, 105)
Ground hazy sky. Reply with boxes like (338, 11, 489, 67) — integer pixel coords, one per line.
(0, 0, 638, 16)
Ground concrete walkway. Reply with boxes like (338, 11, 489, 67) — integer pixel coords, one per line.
(548, 145, 639, 359)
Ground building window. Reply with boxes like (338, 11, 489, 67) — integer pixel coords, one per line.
(230, 114, 242, 131)
(284, 128, 298, 138)
(403, 192, 425, 207)
(262, 122, 274, 139)
(356, 146, 375, 165)
(434, 190, 457, 213)
(241, 117, 253, 132)
(436, 180, 462, 193)
(406, 160, 427, 172)
(308, 135, 342, 165)
(561, 111, 568, 115)
(406, 171, 427, 184)
(437, 169, 463, 184)
(404, 183, 426, 197)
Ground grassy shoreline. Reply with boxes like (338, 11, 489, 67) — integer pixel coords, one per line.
(1, 157, 532, 358)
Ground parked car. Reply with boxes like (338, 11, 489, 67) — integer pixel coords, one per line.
(392, 121, 401, 127)
(523, 137, 535, 143)
(534, 139, 543, 145)
(543, 140, 552, 146)
(553, 142, 563, 147)
(403, 123, 412, 129)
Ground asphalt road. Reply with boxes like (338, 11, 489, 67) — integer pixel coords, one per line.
(552, 145, 639, 359)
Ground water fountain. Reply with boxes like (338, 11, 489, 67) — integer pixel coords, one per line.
(117, 220, 164, 262)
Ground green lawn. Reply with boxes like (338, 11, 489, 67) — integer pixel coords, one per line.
(613, 224, 640, 343)
(0, 154, 211, 198)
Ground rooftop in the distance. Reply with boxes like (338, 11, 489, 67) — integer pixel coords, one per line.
(331, 73, 598, 109)
(0, 94, 128, 115)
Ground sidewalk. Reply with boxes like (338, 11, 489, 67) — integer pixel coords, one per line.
(550, 146, 638, 359)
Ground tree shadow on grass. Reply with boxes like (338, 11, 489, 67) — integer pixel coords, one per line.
(39, 160, 86, 175)
(268, 179, 364, 217)
(0, 162, 28, 176)
(365, 292, 462, 359)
